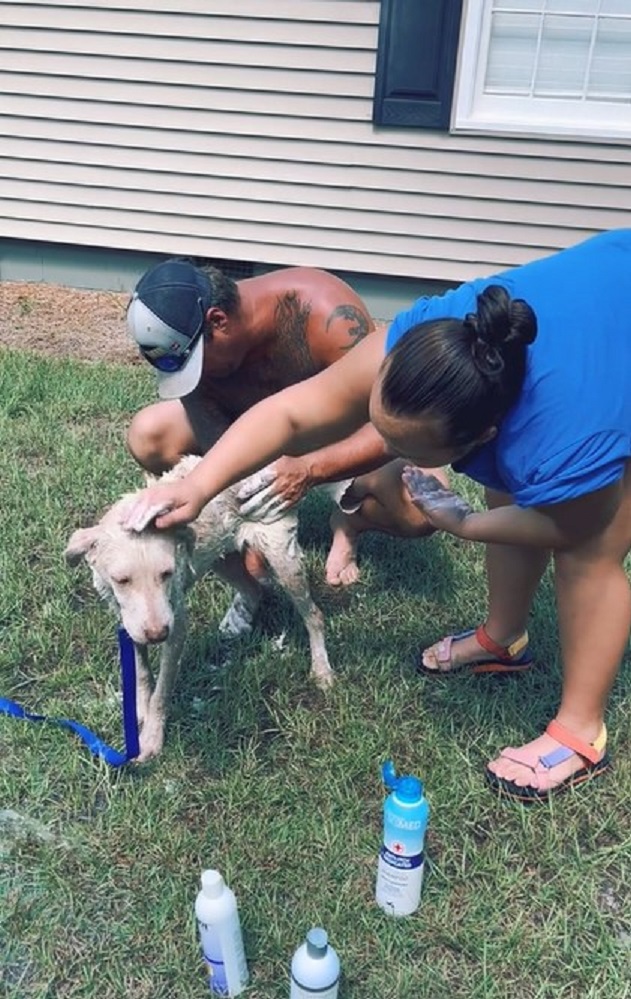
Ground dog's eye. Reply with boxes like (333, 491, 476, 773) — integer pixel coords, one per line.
(160, 570, 174, 582)
(113, 576, 131, 586)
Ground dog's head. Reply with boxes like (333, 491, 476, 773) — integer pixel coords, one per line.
(65, 496, 195, 646)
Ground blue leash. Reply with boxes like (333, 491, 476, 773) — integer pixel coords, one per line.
(0, 627, 140, 767)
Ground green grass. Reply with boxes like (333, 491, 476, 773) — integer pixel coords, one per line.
(1, 349, 629, 999)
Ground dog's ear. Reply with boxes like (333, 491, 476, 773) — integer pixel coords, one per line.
(175, 524, 196, 560)
(174, 525, 196, 579)
(64, 526, 100, 566)
(175, 525, 196, 557)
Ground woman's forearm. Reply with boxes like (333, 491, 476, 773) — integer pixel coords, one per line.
(122, 332, 384, 531)
(403, 468, 620, 550)
(462, 506, 568, 547)
(186, 401, 293, 502)
(186, 387, 367, 505)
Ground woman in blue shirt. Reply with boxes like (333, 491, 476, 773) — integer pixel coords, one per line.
(124, 230, 631, 803)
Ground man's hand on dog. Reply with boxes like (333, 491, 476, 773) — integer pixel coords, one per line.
(237, 457, 312, 521)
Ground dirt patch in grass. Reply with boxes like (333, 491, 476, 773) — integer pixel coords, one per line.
(0, 281, 141, 366)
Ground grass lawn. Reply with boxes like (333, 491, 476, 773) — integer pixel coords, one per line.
(1, 349, 629, 999)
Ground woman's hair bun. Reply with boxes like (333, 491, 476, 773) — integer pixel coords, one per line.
(464, 284, 537, 377)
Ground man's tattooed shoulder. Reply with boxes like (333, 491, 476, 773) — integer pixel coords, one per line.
(326, 304, 370, 349)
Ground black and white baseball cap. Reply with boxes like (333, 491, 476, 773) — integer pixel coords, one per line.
(127, 258, 214, 399)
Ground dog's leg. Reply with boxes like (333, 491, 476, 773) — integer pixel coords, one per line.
(258, 539, 334, 690)
(218, 591, 260, 639)
(212, 554, 263, 638)
(135, 608, 187, 762)
(134, 643, 153, 729)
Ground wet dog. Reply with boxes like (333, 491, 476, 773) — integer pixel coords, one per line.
(65, 456, 333, 761)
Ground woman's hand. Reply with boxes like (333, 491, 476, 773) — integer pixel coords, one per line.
(121, 480, 207, 532)
(402, 466, 474, 537)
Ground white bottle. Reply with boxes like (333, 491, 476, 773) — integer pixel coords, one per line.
(194, 869, 249, 997)
(290, 927, 340, 999)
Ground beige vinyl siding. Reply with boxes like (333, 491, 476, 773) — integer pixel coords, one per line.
(1, 1, 630, 282)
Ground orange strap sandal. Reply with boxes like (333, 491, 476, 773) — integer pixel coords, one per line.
(418, 624, 533, 676)
(486, 720, 610, 803)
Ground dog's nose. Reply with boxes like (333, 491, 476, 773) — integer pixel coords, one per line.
(144, 624, 170, 644)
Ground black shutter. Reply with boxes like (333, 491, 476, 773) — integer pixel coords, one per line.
(373, 0, 464, 130)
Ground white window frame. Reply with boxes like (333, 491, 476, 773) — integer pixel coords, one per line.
(453, 0, 631, 143)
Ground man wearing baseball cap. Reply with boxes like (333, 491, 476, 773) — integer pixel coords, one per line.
(127, 257, 216, 401)
(127, 258, 447, 586)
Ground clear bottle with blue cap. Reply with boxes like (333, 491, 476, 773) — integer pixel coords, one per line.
(290, 927, 340, 998)
(375, 759, 430, 917)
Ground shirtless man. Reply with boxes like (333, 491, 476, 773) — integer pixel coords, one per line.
(126, 257, 447, 586)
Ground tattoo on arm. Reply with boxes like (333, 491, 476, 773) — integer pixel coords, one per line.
(275, 292, 313, 371)
(326, 304, 370, 349)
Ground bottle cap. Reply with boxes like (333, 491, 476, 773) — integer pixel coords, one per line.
(306, 927, 328, 958)
(381, 760, 423, 800)
(201, 869, 225, 898)
(396, 775, 422, 802)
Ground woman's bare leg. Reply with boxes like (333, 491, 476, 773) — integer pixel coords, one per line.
(488, 461, 631, 789)
(422, 488, 550, 670)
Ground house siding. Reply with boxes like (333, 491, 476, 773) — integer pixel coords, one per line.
(1, 0, 630, 283)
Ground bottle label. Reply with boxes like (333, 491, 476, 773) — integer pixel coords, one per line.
(375, 847, 425, 917)
(383, 811, 426, 860)
(202, 954, 230, 997)
(380, 845, 424, 870)
(198, 919, 248, 996)
(290, 973, 340, 998)
(387, 814, 424, 830)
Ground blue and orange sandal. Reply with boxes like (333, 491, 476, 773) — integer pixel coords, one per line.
(485, 720, 611, 803)
(417, 624, 533, 677)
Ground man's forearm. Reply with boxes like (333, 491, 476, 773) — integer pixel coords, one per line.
(299, 423, 390, 485)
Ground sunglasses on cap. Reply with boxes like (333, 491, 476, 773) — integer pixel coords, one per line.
(131, 296, 207, 373)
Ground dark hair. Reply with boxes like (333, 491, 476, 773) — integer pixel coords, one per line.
(175, 257, 240, 316)
(380, 285, 537, 446)
(199, 264, 240, 315)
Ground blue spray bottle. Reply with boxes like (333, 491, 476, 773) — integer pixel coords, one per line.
(375, 760, 430, 917)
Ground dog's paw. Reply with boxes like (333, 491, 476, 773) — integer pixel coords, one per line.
(218, 596, 256, 638)
(134, 723, 165, 763)
(313, 669, 335, 691)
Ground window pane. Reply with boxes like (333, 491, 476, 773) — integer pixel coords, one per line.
(601, 0, 631, 13)
(536, 14, 593, 96)
(589, 18, 631, 98)
(486, 12, 539, 92)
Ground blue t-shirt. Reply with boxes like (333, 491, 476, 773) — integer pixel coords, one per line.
(386, 229, 631, 507)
